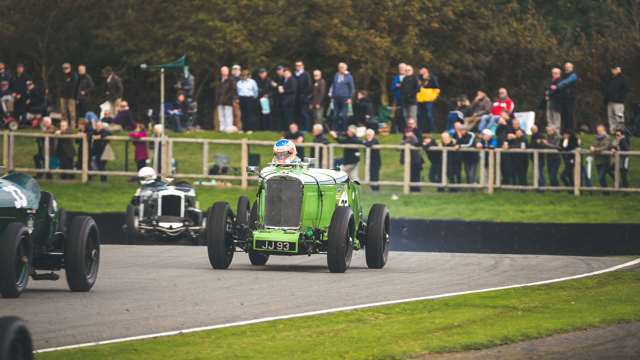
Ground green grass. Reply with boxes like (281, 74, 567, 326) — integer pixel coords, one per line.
(37, 269, 640, 360)
(39, 177, 640, 223)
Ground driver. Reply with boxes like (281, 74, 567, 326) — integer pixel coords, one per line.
(137, 166, 161, 186)
(272, 139, 300, 165)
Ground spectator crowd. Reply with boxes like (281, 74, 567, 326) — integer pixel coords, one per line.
(0, 58, 634, 190)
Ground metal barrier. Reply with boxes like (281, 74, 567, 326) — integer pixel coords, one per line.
(2, 131, 638, 196)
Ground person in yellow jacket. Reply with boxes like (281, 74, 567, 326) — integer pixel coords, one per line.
(417, 67, 440, 134)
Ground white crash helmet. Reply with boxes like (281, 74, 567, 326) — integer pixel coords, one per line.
(138, 166, 157, 184)
(272, 139, 297, 164)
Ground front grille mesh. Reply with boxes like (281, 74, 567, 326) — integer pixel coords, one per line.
(161, 195, 182, 217)
(264, 177, 303, 228)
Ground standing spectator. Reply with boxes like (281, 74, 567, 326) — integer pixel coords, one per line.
(91, 121, 112, 182)
(271, 65, 285, 131)
(329, 62, 355, 132)
(284, 122, 305, 159)
(363, 129, 381, 191)
(256, 68, 273, 131)
(231, 64, 242, 131)
(34, 117, 56, 179)
(440, 131, 459, 189)
(24, 80, 46, 120)
(311, 123, 329, 165)
(529, 124, 545, 186)
(453, 124, 478, 184)
(215, 66, 236, 132)
(604, 65, 629, 133)
(102, 67, 123, 118)
(541, 125, 562, 187)
(400, 65, 419, 124)
(294, 61, 312, 131)
(553, 62, 578, 132)
(464, 90, 492, 131)
(390, 63, 406, 133)
(612, 128, 631, 188)
(423, 134, 442, 188)
(59, 63, 78, 127)
(416, 67, 440, 133)
(352, 90, 375, 127)
(543, 67, 562, 131)
(0, 62, 11, 84)
(311, 69, 326, 126)
(237, 69, 259, 132)
(129, 123, 149, 170)
(280, 67, 298, 127)
(11, 64, 30, 121)
(174, 68, 195, 101)
(590, 124, 612, 188)
(478, 88, 515, 132)
(401, 131, 423, 192)
(111, 100, 135, 131)
(505, 128, 528, 186)
(55, 120, 76, 179)
(167, 93, 189, 132)
(75, 119, 93, 172)
(76, 64, 95, 122)
(330, 125, 362, 180)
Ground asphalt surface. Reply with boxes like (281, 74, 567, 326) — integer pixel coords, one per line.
(0, 245, 630, 350)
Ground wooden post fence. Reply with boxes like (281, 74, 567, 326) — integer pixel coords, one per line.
(81, 134, 89, 183)
(573, 148, 581, 196)
(240, 138, 249, 189)
(487, 150, 495, 194)
(403, 142, 411, 194)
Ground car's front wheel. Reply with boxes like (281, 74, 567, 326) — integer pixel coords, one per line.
(0, 317, 33, 360)
(0, 223, 31, 298)
(65, 216, 100, 292)
(327, 206, 354, 273)
(206, 202, 235, 269)
(365, 204, 390, 269)
(247, 201, 269, 266)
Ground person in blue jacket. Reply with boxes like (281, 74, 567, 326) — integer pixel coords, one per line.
(329, 62, 355, 132)
(551, 62, 578, 132)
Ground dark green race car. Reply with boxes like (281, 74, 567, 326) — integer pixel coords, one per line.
(0, 173, 100, 298)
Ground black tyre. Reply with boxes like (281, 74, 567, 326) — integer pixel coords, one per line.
(327, 206, 354, 273)
(0, 224, 30, 298)
(206, 202, 235, 269)
(365, 204, 390, 269)
(0, 317, 33, 360)
(56, 208, 67, 235)
(248, 201, 269, 266)
(236, 196, 250, 227)
(125, 204, 140, 244)
(65, 216, 100, 292)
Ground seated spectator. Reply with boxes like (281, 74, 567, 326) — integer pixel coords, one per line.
(0, 80, 14, 117)
(494, 112, 512, 147)
(311, 123, 329, 165)
(464, 90, 492, 131)
(478, 88, 515, 132)
(401, 130, 423, 192)
(363, 128, 381, 191)
(447, 95, 469, 131)
(590, 124, 612, 188)
(167, 93, 190, 132)
(55, 120, 76, 180)
(110, 100, 135, 131)
(422, 134, 442, 189)
(453, 123, 478, 184)
(24, 80, 47, 126)
(330, 125, 362, 180)
(284, 122, 305, 159)
(34, 117, 56, 179)
(612, 128, 631, 188)
(440, 131, 460, 189)
(129, 123, 149, 170)
(540, 125, 562, 187)
(352, 90, 375, 127)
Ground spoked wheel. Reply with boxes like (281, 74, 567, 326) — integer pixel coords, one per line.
(0, 317, 33, 360)
(0, 223, 31, 298)
(365, 204, 390, 269)
(248, 201, 269, 266)
(65, 216, 100, 292)
(327, 206, 354, 273)
(206, 202, 235, 269)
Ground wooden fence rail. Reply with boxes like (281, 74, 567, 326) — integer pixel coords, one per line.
(2, 131, 639, 196)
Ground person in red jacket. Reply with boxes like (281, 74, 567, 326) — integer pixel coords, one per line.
(479, 87, 515, 132)
(129, 123, 149, 170)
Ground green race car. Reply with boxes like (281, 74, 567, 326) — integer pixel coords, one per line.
(0, 173, 100, 298)
(205, 162, 390, 273)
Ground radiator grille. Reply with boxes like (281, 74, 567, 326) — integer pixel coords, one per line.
(264, 177, 303, 228)
(160, 194, 182, 217)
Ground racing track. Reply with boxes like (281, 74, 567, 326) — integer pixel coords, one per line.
(0, 245, 632, 350)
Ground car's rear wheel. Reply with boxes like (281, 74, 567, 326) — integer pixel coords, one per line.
(0, 223, 31, 298)
(365, 204, 390, 269)
(65, 216, 100, 292)
(0, 317, 33, 360)
(206, 202, 235, 269)
(125, 204, 140, 244)
(248, 201, 269, 266)
(327, 206, 354, 273)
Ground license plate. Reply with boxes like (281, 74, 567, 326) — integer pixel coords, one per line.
(254, 240, 297, 253)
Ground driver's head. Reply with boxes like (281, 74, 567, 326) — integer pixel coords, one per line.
(137, 166, 157, 184)
(272, 139, 297, 164)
